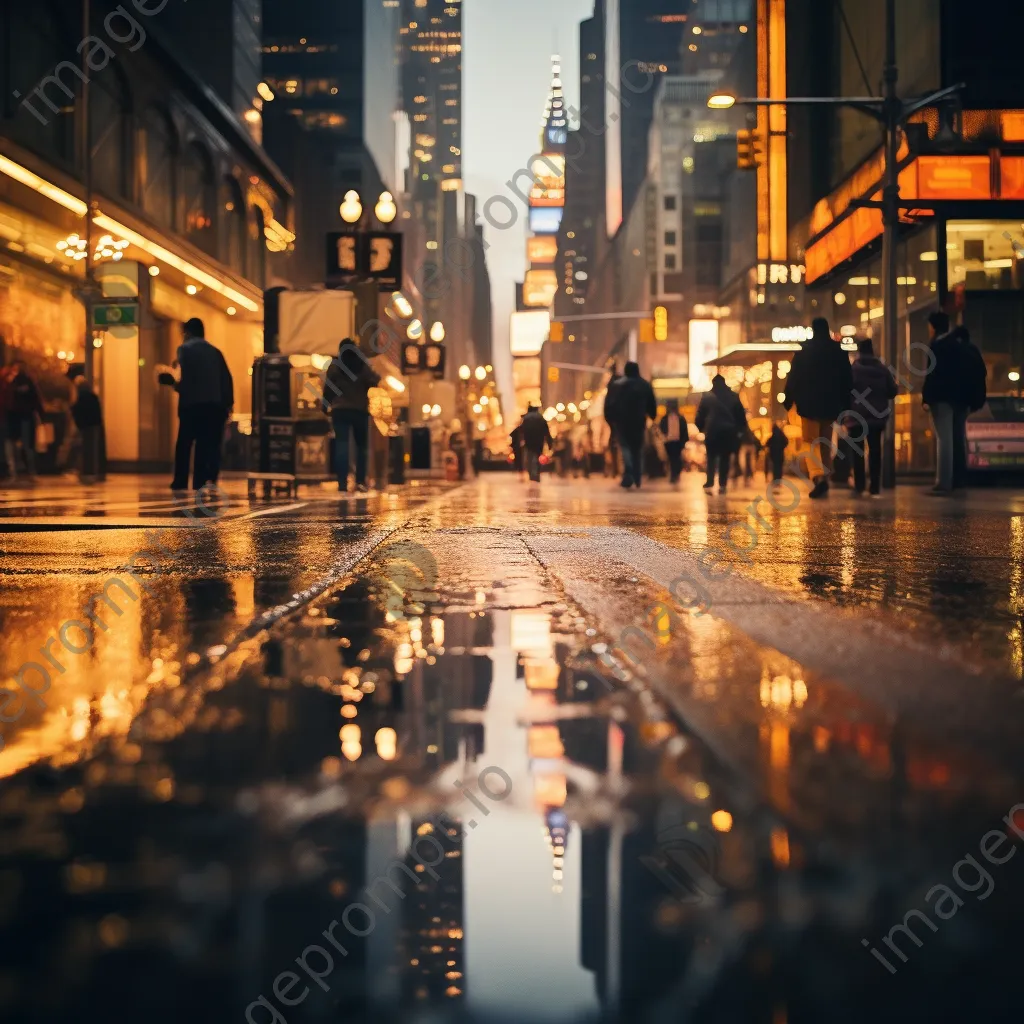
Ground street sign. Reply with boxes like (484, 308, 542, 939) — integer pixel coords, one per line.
(92, 303, 138, 327)
(325, 231, 403, 291)
(549, 321, 564, 342)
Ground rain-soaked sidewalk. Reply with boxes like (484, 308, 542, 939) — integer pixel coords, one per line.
(0, 474, 1022, 1023)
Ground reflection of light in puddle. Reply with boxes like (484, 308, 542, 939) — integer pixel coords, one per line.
(534, 773, 567, 809)
(524, 659, 559, 691)
(528, 724, 564, 760)
(511, 611, 553, 658)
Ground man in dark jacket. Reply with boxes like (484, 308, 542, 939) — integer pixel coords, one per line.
(170, 318, 234, 491)
(767, 423, 789, 483)
(953, 325, 987, 491)
(695, 374, 746, 494)
(658, 398, 689, 484)
(782, 317, 853, 499)
(848, 338, 898, 497)
(921, 311, 969, 495)
(71, 377, 105, 484)
(325, 338, 381, 492)
(520, 404, 552, 482)
(604, 361, 656, 488)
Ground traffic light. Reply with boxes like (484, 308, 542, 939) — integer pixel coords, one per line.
(548, 366, 560, 382)
(736, 130, 764, 171)
(549, 321, 564, 342)
(653, 305, 668, 342)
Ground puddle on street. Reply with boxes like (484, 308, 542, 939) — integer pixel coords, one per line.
(0, 536, 1022, 1024)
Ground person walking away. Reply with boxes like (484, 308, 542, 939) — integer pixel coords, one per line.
(326, 337, 381, 493)
(168, 319, 234, 491)
(520, 404, 552, 482)
(71, 377, 104, 484)
(0, 364, 14, 481)
(954, 324, 988, 492)
(6, 360, 43, 482)
(604, 361, 656, 489)
(659, 398, 689, 484)
(848, 338, 897, 497)
(741, 427, 762, 484)
(782, 317, 853, 499)
(695, 374, 747, 494)
(925, 313, 970, 497)
(767, 423, 789, 484)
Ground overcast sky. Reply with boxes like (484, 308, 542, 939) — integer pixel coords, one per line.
(463, 0, 595, 405)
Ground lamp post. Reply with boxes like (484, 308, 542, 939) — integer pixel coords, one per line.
(708, 0, 963, 488)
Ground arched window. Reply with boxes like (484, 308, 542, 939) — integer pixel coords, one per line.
(90, 67, 131, 200)
(223, 176, 247, 277)
(141, 107, 176, 228)
(181, 142, 217, 255)
(250, 206, 266, 289)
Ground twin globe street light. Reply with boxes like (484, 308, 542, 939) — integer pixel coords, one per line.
(339, 190, 398, 226)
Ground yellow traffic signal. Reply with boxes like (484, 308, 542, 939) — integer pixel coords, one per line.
(639, 318, 655, 344)
(653, 305, 668, 342)
(736, 129, 764, 171)
(549, 321, 564, 342)
(548, 366, 560, 382)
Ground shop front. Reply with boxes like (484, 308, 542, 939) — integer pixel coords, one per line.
(800, 133, 1024, 475)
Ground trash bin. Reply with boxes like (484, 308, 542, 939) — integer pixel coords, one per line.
(388, 434, 406, 485)
(410, 427, 432, 471)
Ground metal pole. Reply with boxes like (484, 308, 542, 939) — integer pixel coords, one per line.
(82, 0, 95, 386)
(880, 0, 899, 488)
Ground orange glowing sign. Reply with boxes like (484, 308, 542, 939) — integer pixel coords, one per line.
(1000, 157, 1024, 198)
(523, 269, 558, 308)
(527, 235, 559, 265)
(1001, 111, 1024, 142)
(914, 156, 990, 199)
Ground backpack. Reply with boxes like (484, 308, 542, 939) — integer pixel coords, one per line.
(958, 332, 988, 412)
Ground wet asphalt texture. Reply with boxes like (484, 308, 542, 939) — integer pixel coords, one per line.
(0, 473, 1022, 1024)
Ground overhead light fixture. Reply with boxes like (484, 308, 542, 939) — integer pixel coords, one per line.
(707, 92, 737, 110)
(257, 81, 275, 102)
(407, 319, 423, 340)
(148, 265, 160, 277)
(94, 213, 258, 311)
(391, 292, 413, 318)
(0, 153, 88, 215)
(186, 284, 198, 295)
(474, 366, 486, 381)
(459, 364, 471, 380)
(429, 321, 445, 342)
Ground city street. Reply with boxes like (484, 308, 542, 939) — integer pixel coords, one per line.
(1, 474, 1022, 1023)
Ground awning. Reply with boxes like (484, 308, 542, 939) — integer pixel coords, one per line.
(705, 343, 802, 368)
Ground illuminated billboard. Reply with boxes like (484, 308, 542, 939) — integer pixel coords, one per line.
(529, 206, 563, 234)
(688, 319, 720, 393)
(509, 310, 551, 356)
(523, 269, 558, 308)
(527, 235, 559, 265)
(529, 154, 566, 207)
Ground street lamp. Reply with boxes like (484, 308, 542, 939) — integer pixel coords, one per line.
(407, 319, 423, 340)
(707, 0, 963, 489)
(474, 366, 486, 381)
(375, 191, 397, 224)
(429, 321, 445, 342)
(340, 190, 362, 224)
(459, 364, 471, 380)
(391, 291, 413, 319)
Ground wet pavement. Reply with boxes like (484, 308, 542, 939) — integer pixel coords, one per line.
(1, 474, 1023, 1023)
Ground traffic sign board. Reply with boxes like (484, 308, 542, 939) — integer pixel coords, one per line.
(92, 303, 138, 327)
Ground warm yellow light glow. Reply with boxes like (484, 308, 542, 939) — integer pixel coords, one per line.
(257, 81, 275, 102)
(1010, 371, 1021, 382)
(226, 306, 237, 316)
(391, 292, 413, 318)
(340, 190, 362, 224)
(474, 366, 486, 381)
(148, 265, 160, 277)
(407, 319, 423, 340)
(186, 284, 198, 295)
(430, 321, 445, 342)
(711, 809, 734, 832)
(0, 154, 88, 215)
(94, 214, 259, 311)
(422, 404, 432, 416)
(459, 364, 471, 380)
(707, 92, 736, 109)
(385, 375, 406, 392)
(375, 191, 397, 224)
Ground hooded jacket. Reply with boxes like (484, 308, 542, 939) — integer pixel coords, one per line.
(605, 373, 656, 440)
(783, 330, 854, 422)
(520, 409, 552, 452)
(850, 354, 898, 427)
(922, 331, 967, 408)
(325, 344, 381, 413)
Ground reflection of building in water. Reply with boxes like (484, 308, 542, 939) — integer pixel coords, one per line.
(545, 807, 570, 893)
(579, 822, 691, 1015)
(399, 818, 466, 1006)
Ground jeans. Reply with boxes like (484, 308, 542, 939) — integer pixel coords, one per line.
(930, 402, 968, 491)
(801, 418, 836, 482)
(618, 431, 643, 485)
(526, 448, 542, 482)
(852, 424, 885, 494)
(664, 441, 684, 482)
(770, 451, 785, 481)
(332, 408, 370, 488)
(174, 404, 227, 490)
(705, 442, 731, 489)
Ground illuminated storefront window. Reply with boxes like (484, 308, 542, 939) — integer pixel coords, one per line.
(946, 220, 1024, 291)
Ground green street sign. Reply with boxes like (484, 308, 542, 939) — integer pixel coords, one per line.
(92, 303, 138, 327)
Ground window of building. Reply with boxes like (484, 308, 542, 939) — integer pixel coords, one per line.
(946, 220, 1024, 291)
(664, 194, 677, 211)
(664, 231, 677, 246)
(665, 254, 677, 270)
(182, 142, 217, 256)
(141, 107, 176, 229)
